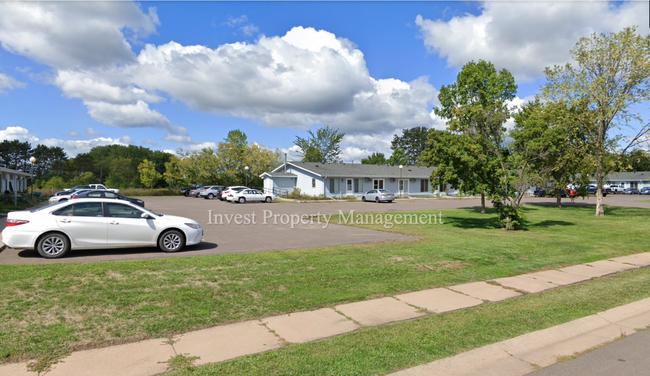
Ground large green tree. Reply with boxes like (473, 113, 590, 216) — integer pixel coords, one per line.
(294, 126, 345, 163)
(391, 127, 429, 165)
(511, 100, 592, 208)
(361, 152, 387, 165)
(386, 148, 409, 166)
(138, 159, 162, 189)
(428, 60, 522, 229)
(0, 140, 31, 171)
(542, 26, 650, 217)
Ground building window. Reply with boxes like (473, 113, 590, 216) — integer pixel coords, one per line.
(373, 179, 384, 189)
(420, 179, 429, 193)
(312, 178, 316, 188)
(347, 179, 353, 191)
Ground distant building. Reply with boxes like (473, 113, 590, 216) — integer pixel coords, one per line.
(0, 167, 30, 193)
(261, 162, 455, 197)
(595, 171, 650, 190)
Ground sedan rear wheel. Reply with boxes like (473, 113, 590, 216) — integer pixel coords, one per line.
(207, 193, 214, 199)
(37, 233, 70, 259)
(239, 197, 246, 204)
(159, 230, 184, 253)
(362, 196, 366, 202)
(375, 197, 380, 203)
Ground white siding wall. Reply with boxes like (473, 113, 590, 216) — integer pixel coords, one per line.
(289, 167, 324, 196)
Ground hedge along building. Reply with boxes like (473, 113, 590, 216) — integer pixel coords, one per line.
(260, 162, 450, 198)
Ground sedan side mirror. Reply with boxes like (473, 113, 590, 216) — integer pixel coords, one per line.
(141, 213, 154, 220)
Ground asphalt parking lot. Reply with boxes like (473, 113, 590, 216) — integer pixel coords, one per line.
(0, 194, 648, 264)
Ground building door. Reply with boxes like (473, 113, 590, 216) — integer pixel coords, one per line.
(346, 179, 353, 194)
(398, 179, 408, 197)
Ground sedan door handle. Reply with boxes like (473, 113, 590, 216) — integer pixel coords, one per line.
(60, 219, 71, 223)
(109, 221, 119, 225)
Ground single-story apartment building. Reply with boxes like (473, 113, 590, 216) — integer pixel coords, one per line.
(592, 171, 650, 190)
(261, 162, 449, 198)
(0, 167, 31, 194)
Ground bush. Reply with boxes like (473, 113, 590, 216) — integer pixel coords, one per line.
(282, 188, 331, 201)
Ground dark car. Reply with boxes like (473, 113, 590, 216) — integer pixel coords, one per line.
(55, 185, 91, 196)
(72, 190, 145, 207)
(623, 187, 639, 195)
(587, 185, 608, 197)
(181, 183, 203, 197)
(533, 188, 567, 197)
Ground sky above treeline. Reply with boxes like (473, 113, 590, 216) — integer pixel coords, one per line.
(0, 1, 648, 161)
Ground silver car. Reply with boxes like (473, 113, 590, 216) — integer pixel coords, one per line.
(199, 185, 224, 199)
(362, 189, 395, 203)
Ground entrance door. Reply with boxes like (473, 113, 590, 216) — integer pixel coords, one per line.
(398, 179, 408, 197)
(346, 179, 353, 195)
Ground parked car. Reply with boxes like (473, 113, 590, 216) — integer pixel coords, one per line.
(533, 188, 567, 198)
(199, 185, 225, 200)
(623, 187, 639, 194)
(640, 187, 650, 195)
(188, 187, 204, 198)
(362, 189, 395, 203)
(587, 185, 608, 197)
(2, 199, 202, 259)
(229, 189, 275, 203)
(181, 183, 203, 197)
(608, 184, 625, 194)
(221, 186, 249, 201)
(49, 189, 92, 203)
(72, 190, 145, 207)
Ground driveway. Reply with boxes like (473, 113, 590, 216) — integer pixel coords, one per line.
(0, 194, 647, 264)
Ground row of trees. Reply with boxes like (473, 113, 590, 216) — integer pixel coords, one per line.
(420, 26, 650, 229)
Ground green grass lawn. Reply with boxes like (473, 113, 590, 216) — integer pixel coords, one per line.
(0, 205, 648, 365)
(167, 267, 650, 376)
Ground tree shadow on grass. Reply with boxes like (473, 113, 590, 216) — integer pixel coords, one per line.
(445, 213, 502, 230)
(528, 220, 575, 228)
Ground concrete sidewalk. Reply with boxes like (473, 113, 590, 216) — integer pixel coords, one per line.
(2, 252, 650, 376)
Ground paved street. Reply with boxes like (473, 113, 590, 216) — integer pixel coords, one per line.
(527, 328, 650, 376)
(0, 194, 648, 264)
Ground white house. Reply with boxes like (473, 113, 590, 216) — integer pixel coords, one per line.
(0, 167, 30, 194)
(594, 171, 650, 190)
(261, 162, 444, 198)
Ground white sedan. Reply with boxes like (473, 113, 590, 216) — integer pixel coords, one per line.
(362, 189, 395, 203)
(229, 189, 275, 203)
(49, 189, 91, 204)
(2, 198, 203, 259)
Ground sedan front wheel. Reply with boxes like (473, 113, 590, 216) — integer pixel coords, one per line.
(238, 197, 246, 204)
(37, 233, 70, 259)
(159, 230, 185, 253)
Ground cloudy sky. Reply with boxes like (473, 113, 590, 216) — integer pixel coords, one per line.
(0, 1, 648, 160)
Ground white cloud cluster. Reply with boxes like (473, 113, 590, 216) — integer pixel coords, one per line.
(0, 73, 26, 94)
(0, 2, 158, 69)
(416, 1, 649, 81)
(0, 126, 131, 156)
(0, 2, 440, 154)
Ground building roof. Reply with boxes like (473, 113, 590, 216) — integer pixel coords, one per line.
(0, 167, 31, 177)
(260, 172, 297, 178)
(603, 171, 650, 182)
(272, 162, 435, 179)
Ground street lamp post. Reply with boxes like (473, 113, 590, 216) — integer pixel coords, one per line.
(244, 166, 249, 187)
(29, 156, 36, 199)
(399, 165, 403, 198)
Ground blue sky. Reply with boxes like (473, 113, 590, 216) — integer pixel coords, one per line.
(0, 1, 648, 160)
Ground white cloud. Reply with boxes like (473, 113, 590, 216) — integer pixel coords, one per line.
(0, 126, 128, 156)
(416, 1, 649, 81)
(0, 73, 26, 94)
(41, 137, 129, 156)
(223, 15, 249, 27)
(69, 131, 79, 137)
(85, 100, 179, 134)
(85, 127, 103, 136)
(0, 2, 158, 69)
(142, 138, 158, 146)
(120, 135, 134, 144)
(0, 126, 39, 143)
(181, 142, 219, 152)
(55, 69, 163, 105)
(241, 24, 259, 37)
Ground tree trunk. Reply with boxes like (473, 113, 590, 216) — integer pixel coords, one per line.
(480, 191, 486, 214)
(556, 193, 562, 209)
(595, 126, 605, 217)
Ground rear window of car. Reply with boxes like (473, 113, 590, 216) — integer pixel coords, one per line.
(379, 189, 391, 193)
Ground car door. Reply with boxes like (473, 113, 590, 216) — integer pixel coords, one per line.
(367, 190, 377, 200)
(249, 190, 264, 202)
(105, 202, 157, 247)
(53, 202, 108, 248)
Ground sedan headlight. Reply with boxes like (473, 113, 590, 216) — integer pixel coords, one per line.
(185, 223, 201, 229)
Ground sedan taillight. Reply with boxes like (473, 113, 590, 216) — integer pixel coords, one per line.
(6, 219, 29, 226)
